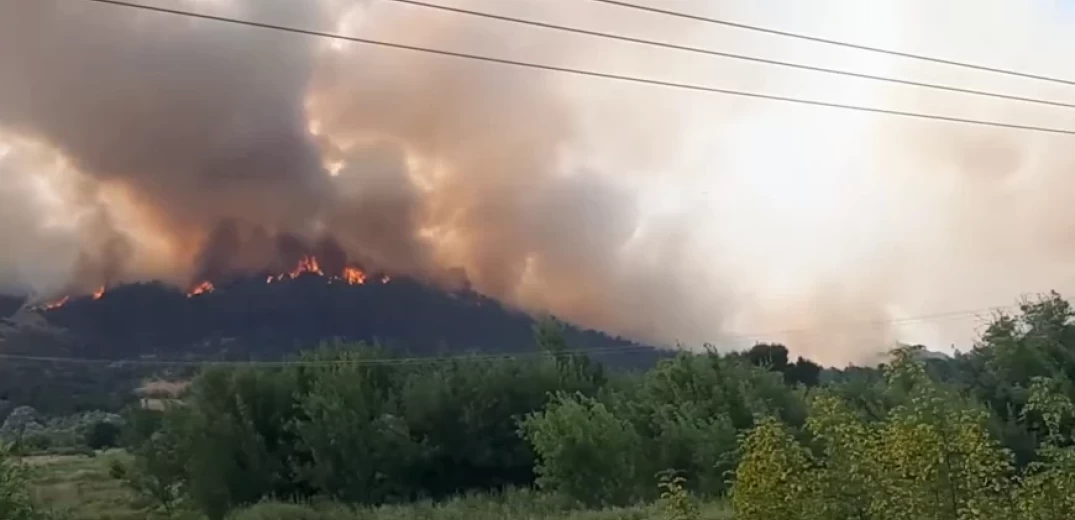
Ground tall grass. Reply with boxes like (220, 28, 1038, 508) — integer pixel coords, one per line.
(27, 454, 731, 520)
(229, 489, 732, 520)
(26, 451, 142, 520)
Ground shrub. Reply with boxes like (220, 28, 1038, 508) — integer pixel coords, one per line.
(0, 442, 37, 520)
(85, 420, 123, 450)
(521, 393, 644, 506)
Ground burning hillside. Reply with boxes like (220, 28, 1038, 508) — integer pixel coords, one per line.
(5, 270, 661, 371)
(36, 255, 389, 309)
(188, 254, 387, 298)
(32, 223, 398, 311)
(14, 0, 1075, 364)
(0, 0, 735, 355)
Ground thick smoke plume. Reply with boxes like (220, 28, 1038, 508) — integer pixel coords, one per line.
(3, 0, 1075, 364)
(0, 0, 724, 346)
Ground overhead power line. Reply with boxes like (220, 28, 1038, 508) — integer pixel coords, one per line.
(589, 0, 1075, 88)
(389, 0, 1075, 111)
(741, 304, 1012, 340)
(79, 0, 1075, 136)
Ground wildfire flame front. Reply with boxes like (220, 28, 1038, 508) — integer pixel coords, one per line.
(342, 266, 366, 285)
(187, 280, 215, 297)
(42, 296, 69, 311)
(289, 256, 323, 279)
(40, 255, 386, 307)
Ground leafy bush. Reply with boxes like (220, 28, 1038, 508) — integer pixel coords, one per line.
(521, 392, 644, 506)
(110, 426, 187, 516)
(729, 417, 810, 520)
(732, 347, 1021, 520)
(0, 406, 125, 453)
(0, 442, 37, 520)
(1015, 378, 1075, 519)
(0, 407, 43, 447)
(85, 420, 122, 450)
(657, 470, 699, 520)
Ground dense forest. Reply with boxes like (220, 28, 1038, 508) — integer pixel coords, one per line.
(4, 293, 1075, 519)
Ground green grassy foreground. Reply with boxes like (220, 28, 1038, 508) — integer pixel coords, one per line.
(232, 495, 731, 520)
(25, 453, 731, 520)
(26, 451, 141, 520)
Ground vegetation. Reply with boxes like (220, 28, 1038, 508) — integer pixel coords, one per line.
(9, 292, 1075, 519)
(25, 451, 140, 520)
(0, 407, 123, 455)
(0, 277, 661, 415)
(1, 442, 38, 520)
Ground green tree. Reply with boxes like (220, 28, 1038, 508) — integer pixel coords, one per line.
(960, 292, 1075, 458)
(623, 351, 804, 496)
(657, 470, 699, 520)
(869, 347, 1014, 520)
(0, 442, 36, 520)
(293, 346, 420, 504)
(730, 416, 811, 520)
(1015, 377, 1075, 520)
(521, 392, 644, 506)
(804, 392, 879, 520)
(85, 420, 122, 450)
(647, 400, 736, 496)
(535, 318, 606, 389)
(0, 406, 43, 448)
(176, 365, 307, 519)
(732, 347, 1020, 520)
(400, 355, 572, 496)
(110, 409, 188, 516)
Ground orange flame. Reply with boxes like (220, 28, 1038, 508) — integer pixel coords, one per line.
(289, 255, 323, 279)
(262, 257, 382, 287)
(37, 256, 390, 308)
(341, 266, 367, 285)
(42, 295, 69, 311)
(186, 280, 215, 297)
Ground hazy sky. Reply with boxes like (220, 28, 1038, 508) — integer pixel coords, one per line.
(2, 0, 1075, 364)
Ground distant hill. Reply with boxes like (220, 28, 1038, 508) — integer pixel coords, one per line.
(0, 274, 665, 413)
(0, 294, 25, 319)
(24, 274, 657, 362)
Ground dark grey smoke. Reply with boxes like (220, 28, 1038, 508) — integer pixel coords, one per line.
(0, 0, 724, 345)
(0, 0, 332, 283)
(10, 0, 1075, 365)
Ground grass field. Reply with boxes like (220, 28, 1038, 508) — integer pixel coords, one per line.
(26, 451, 144, 520)
(231, 495, 732, 520)
(24, 453, 731, 520)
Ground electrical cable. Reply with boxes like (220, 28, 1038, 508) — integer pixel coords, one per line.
(589, 0, 1075, 87)
(389, 0, 1075, 111)
(78, 0, 1075, 136)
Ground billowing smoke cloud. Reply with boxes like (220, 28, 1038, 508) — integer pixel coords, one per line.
(3, 0, 1075, 364)
(0, 0, 727, 347)
(0, 0, 335, 292)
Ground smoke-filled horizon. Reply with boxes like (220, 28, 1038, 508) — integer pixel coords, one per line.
(3, 0, 1075, 365)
